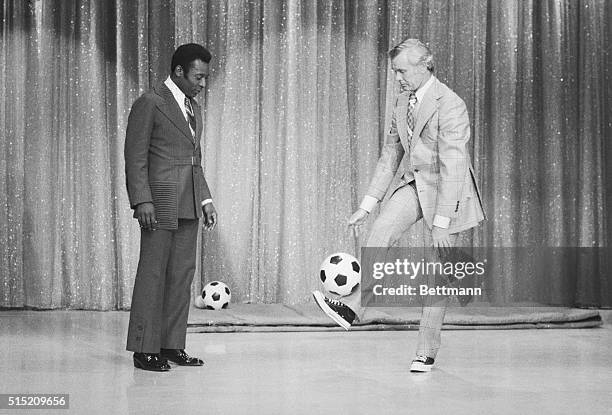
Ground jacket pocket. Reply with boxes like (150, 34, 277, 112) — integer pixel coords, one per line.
(150, 181, 178, 229)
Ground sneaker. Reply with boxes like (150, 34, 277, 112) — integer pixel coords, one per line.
(410, 355, 435, 372)
(312, 291, 355, 330)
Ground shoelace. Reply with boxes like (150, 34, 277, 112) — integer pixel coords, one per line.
(325, 297, 345, 308)
(414, 355, 429, 363)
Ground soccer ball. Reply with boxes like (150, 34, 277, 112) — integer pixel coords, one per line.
(201, 281, 231, 310)
(319, 252, 361, 297)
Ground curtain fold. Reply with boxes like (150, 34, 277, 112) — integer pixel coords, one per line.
(1, 0, 610, 309)
(19, 0, 118, 309)
(197, 0, 264, 302)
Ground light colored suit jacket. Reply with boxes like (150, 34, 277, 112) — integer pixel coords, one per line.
(124, 83, 212, 230)
(367, 77, 485, 234)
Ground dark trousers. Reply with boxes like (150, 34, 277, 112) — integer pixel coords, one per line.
(126, 219, 199, 353)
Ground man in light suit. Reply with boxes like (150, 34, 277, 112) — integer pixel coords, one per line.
(125, 43, 217, 372)
(313, 38, 485, 372)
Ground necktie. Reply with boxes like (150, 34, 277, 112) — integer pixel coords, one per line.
(406, 92, 417, 137)
(184, 97, 196, 136)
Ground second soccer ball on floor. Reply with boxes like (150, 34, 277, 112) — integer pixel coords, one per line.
(201, 281, 231, 310)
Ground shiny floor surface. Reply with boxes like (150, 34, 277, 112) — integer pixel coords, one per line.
(1, 310, 611, 415)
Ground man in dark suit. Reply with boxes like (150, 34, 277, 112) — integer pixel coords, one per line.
(125, 43, 217, 372)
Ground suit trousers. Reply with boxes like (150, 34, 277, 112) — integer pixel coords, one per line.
(126, 219, 199, 353)
(343, 182, 458, 358)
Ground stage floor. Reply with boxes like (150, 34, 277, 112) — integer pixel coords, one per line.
(1, 310, 611, 415)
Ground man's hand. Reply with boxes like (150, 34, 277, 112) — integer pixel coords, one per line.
(348, 208, 369, 238)
(431, 225, 451, 257)
(202, 203, 217, 231)
(135, 202, 157, 231)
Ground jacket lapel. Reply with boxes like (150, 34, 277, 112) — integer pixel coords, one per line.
(153, 83, 195, 145)
(411, 78, 440, 151)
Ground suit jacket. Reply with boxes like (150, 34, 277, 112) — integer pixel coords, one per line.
(124, 83, 212, 230)
(367, 77, 485, 234)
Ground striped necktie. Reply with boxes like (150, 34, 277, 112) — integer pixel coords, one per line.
(406, 92, 417, 137)
(184, 97, 196, 136)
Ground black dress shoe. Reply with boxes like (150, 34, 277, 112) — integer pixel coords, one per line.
(160, 349, 204, 366)
(133, 353, 171, 372)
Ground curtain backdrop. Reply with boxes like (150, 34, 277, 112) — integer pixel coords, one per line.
(1, 0, 611, 309)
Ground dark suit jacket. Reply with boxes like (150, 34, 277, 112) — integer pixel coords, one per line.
(125, 82, 212, 229)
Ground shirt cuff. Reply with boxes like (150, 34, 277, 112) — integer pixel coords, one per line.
(201, 199, 213, 207)
(432, 215, 451, 229)
(359, 196, 379, 213)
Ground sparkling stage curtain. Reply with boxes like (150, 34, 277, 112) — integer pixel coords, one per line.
(1, 0, 611, 309)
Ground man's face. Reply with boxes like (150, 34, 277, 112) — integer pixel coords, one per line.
(391, 51, 428, 92)
(174, 59, 209, 98)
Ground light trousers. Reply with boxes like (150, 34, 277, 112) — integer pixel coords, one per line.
(344, 183, 458, 358)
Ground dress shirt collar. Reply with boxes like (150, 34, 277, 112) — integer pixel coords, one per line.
(415, 74, 435, 102)
(164, 76, 187, 109)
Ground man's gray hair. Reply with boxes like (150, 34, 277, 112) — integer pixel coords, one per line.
(388, 38, 434, 72)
